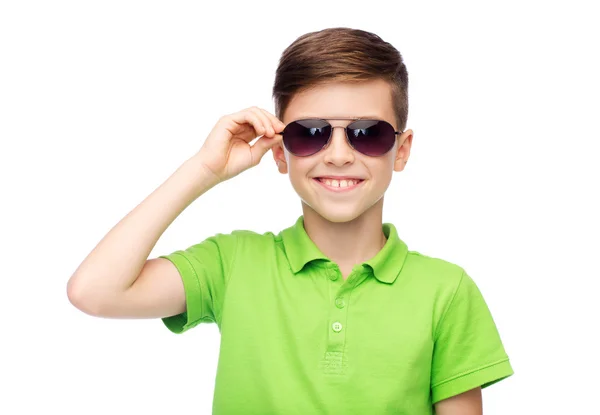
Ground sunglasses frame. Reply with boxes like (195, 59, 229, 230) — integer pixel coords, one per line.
(281, 117, 403, 157)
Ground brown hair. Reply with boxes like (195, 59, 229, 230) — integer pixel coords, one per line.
(272, 27, 409, 132)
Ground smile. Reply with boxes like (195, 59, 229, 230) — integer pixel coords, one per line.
(313, 177, 365, 193)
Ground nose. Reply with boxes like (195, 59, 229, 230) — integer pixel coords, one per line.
(322, 125, 355, 166)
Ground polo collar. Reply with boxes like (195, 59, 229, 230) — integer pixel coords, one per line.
(280, 216, 408, 284)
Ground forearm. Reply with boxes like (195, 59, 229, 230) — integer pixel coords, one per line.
(67, 153, 219, 304)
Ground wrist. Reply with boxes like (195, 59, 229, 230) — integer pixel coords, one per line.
(180, 153, 222, 195)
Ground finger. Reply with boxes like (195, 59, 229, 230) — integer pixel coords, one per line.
(250, 134, 283, 164)
(243, 110, 267, 138)
(259, 108, 286, 133)
(248, 106, 274, 137)
(226, 110, 266, 141)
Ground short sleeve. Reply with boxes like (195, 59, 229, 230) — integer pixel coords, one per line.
(158, 232, 238, 334)
(431, 270, 514, 404)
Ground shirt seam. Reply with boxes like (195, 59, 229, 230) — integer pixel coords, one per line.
(433, 269, 465, 341)
(217, 231, 240, 327)
(431, 357, 511, 388)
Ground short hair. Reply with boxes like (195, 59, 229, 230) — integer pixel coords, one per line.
(272, 27, 409, 132)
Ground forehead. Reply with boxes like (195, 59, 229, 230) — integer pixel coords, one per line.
(283, 78, 394, 123)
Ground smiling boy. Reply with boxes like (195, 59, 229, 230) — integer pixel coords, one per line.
(67, 27, 513, 414)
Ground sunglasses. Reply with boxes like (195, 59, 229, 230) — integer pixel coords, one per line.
(281, 117, 402, 157)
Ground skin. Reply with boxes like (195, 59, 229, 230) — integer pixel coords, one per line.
(271, 78, 482, 413)
(272, 78, 412, 278)
(434, 387, 482, 415)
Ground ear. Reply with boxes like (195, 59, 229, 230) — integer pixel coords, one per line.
(394, 129, 413, 172)
(272, 141, 288, 174)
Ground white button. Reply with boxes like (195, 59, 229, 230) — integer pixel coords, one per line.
(332, 322, 343, 332)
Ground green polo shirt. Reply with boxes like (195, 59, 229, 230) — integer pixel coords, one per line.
(159, 215, 513, 414)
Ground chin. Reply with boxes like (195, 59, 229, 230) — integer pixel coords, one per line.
(293, 178, 385, 224)
(304, 201, 366, 224)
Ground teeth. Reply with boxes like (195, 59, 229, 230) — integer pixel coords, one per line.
(319, 178, 360, 188)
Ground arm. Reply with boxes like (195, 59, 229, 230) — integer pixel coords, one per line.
(66, 107, 285, 319)
(66, 153, 220, 317)
(434, 387, 482, 415)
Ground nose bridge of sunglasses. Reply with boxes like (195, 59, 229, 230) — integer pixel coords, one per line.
(326, 125, 355, 151)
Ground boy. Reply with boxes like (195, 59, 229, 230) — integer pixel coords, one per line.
(67, 27, 513, 414)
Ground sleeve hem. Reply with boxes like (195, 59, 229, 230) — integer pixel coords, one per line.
(431, 358, 514, 404)
(159, 252, 204, 334)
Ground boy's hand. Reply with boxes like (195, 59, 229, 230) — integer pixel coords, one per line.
(194, 107, 285, 184)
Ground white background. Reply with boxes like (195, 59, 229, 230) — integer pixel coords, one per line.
(1, 1, 598, 414)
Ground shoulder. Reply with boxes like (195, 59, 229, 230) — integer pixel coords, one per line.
(401, 249, 484, 312)
(403, 249, 492, 322)
(169, 228, 276, 263)
(204, 227, 278, 246)
(404, 249, 466, 289)
(185, 225, 285, 260)
(229, 228, 279, 245)
(219, 228, 281, 257)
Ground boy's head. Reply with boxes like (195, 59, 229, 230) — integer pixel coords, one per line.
(271, 27, 413, 224)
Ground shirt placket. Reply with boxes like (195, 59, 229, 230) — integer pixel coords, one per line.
(321, 263, 368, 376)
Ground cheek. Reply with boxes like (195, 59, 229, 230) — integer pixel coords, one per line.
(287, 159, 313, 188)
(369, 160, 395, 187)
(287, 155, 313, 176)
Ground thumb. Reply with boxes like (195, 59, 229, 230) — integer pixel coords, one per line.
(250, 134, 283, 164)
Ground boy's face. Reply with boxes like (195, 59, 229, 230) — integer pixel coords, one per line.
(272, 78, 413, 223)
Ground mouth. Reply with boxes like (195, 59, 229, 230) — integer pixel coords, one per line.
(313, 177, 365, 192)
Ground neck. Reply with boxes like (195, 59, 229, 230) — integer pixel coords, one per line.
(301, 199, 387, 269)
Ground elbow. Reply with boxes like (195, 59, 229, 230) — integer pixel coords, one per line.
(66, 276, 102, 317)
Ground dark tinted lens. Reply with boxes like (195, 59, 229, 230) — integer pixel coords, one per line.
(347, 120, 396, 156)
(283, 119, 331, 156)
